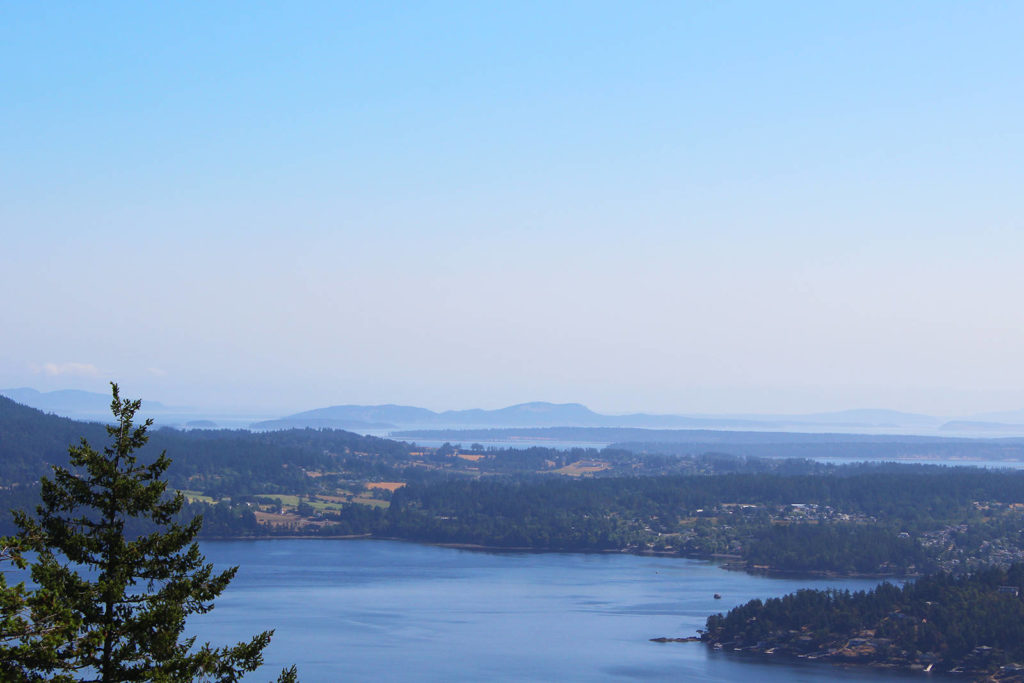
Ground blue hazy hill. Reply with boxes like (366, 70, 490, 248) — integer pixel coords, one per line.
(0, 388, 168, 419)
(251, 402, 945, 433)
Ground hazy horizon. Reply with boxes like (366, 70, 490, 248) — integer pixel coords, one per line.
(4, 3, 1023, 416)
(7, 384, 1024, 426)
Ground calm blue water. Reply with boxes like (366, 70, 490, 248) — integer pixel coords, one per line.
(384, 435, 1024, 469)
(192, 540, 940, 682)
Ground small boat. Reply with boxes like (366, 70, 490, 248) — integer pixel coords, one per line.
(713, 593, 722, 599)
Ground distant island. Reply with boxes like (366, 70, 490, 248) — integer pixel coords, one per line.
(0, 387, 170, 417)
(250, 401, 779, 431)
(394, 426, 1024, 462)
(250, 401, 960, 434)
(701, 564, 1024, 679)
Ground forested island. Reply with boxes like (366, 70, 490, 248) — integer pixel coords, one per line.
(701, 564, 1024, 679)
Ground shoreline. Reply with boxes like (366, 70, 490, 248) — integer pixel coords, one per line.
(196, 534, 914, 579)
(694, 641, 983, 680)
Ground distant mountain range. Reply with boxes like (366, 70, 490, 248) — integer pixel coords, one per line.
(249, 401, 765, 431)
(0, 388, 169, 419)
(0, 388, 264, 429)
(251, 402, 975, 435)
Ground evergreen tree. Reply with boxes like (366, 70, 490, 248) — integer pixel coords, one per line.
(0, 384, 295, 681)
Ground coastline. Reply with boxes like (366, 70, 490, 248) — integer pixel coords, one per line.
(197, 533, 914, 579)
(692, 639, 985, 680)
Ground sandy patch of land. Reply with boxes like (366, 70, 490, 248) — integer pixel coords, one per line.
(553, 460, 610, 476)
(365, 481, 405, 491)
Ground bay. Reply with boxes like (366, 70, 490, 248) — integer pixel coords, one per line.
(193, 539, 939, 681)
(380, 434, 1024, 469)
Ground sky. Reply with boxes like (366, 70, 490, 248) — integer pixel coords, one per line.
(2, 2, 1024, 417)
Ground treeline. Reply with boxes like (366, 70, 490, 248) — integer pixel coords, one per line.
(0, 396, 110, 481)
(370, 469, 1021, 567)
(0, 485, 263, 539)
(393, 425, 1024, 462)
(744, 524, 931, 574)
(390, 467, 1024, 528)
(703, 564, 1024, 674)
(0, 396, 415, 494)
(150, 427, 414, 496)
(142, 466, 1024, 575)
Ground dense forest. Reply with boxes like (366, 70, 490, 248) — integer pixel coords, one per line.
(114, 466, 1024, 576)
(703, 564, 1024, 677)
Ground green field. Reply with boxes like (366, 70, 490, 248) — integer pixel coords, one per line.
(179, 489, 217, 504)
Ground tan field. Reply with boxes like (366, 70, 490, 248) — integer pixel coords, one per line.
(553, 460, 610, 476)
(365, 481, 405, 491)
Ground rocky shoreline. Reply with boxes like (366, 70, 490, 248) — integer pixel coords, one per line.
(649, 636, 701, 643)
(696, 632, 1024, 681)
(647, 630, 1024, 681)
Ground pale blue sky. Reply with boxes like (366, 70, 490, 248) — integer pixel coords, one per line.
(2, 2, 1023, 415)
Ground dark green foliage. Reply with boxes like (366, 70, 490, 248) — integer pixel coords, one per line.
(0, 385, 294, 682)
(0, 396, 110, 482)
(0, 395, 414, 500)
(745, 524, 931, 574)
(704, 564, 1024, 674)
(98, 465, 1022, 574)
(0, 538, 81, 679)
(364, 469, 1021, 564)
(148, 427, 413, 497)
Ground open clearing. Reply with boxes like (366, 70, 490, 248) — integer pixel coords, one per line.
(553, 460, 610, 476)
(365, 481, 405, 492)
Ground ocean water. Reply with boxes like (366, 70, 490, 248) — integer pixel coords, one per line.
(381, 434, 1024, 469)
(193, 539, 940, 682)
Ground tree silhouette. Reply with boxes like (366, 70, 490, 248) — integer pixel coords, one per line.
(1, 383, 296, 682)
